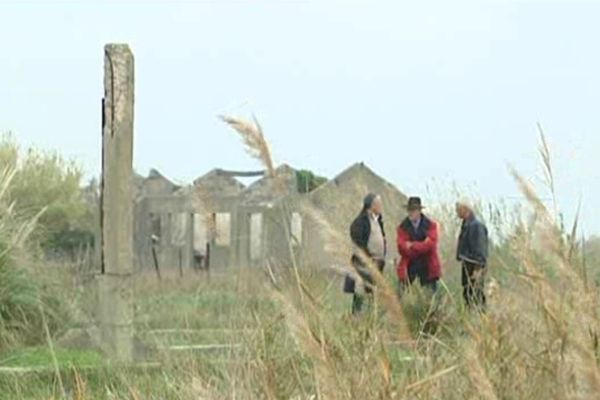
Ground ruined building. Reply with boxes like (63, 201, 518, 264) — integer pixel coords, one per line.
(132, 163, 408, 272)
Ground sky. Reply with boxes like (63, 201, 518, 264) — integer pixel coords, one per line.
(0, 0, 599, 233)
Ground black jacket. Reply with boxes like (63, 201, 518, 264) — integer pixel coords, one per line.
(344, 210, 386, 294)
(350, 210, 386, 262)
(457, 215, 489, 266)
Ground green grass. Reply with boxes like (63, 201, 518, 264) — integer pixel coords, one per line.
(0, 347, 104, 369)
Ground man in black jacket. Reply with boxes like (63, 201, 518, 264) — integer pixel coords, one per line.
(456, 200, 489, 310)
(345, 193, 386, 314)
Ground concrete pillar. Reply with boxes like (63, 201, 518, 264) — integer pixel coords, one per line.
(98, 43, 135, 362)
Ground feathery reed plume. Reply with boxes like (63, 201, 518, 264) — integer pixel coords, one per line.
(220, 115, 275, 178)
(509, 167, 564, 257)
(507, 133, 600, 397)
(537, 123, 556, 204)
(568, 199, 582, 263)
(0, 166, 46, 257)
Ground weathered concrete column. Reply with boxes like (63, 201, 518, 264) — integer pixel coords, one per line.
(98, 44, 135, 362)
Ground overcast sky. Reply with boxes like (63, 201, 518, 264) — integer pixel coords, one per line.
(1, 1, 599, 233)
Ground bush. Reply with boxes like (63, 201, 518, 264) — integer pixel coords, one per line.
(0, 168, 68, 349)
(296, 169, 327, 193)
(0, 133, 94, 257)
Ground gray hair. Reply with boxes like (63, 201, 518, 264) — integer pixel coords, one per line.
(456, 198, 474, 211)
(363, 193, 381, 211)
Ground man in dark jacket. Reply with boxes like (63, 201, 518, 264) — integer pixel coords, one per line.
(345, 193, 386, 314)
(397, 197, 442, 293)
(456, 200, 489, 310)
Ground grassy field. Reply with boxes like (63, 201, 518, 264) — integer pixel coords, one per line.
(0, 265, 447, 399)
(1, 124, 598, 399)
(2, 190, 600, 398)
(2, 226, 599, 400)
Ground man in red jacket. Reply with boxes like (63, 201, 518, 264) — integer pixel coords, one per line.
(396, 197, 442, 293)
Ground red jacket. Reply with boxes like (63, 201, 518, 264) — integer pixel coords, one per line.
(396, 215, 442, 281)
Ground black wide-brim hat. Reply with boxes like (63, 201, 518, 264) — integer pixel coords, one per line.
(404, 196, 425, 210)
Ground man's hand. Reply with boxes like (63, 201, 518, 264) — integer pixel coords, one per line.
(406, 242, 414, 249)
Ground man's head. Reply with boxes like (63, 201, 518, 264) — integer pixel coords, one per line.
(405, 197, 424, 222)
(363, 193, 383, 215)
(456, 199, 474, 220)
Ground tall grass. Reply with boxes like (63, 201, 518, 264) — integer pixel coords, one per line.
(3, 122, 599, 399)
(0, 167, 68, 350)
(166, 118, 600, 399)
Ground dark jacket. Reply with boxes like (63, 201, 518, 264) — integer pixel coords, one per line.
(396, 214, 442, 281)
(343, 210, 386, 293)
(350, 210, 386, 263)
(457, 215, 489, 266)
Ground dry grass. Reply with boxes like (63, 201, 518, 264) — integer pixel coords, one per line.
(2, 124, 599, 400)
(220, 115, 275, 177)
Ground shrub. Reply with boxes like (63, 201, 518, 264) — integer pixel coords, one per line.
(0, 168, 68, 349)
(0, 133, 94, 257)
(296, 169, 327, 193)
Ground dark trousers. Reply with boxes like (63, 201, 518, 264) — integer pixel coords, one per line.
(351, 259, 385, 315)
(398, 263, 438, 296)
(462, 262, 486, 309)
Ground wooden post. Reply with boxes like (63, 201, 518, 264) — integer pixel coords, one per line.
(98, 43, 135, 362)
(178, 248, 183, 278)
(151, 243, 162, 280)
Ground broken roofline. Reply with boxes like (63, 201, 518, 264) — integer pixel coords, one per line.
(142, 162, 403, 196)
(193, 164, 297, 191)
(306, 161, 405, 195)
(241, 161, 408, 209)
